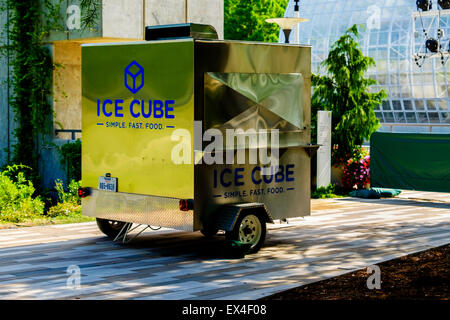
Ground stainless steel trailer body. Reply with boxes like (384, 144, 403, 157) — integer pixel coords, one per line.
(81, 24, 314, 252)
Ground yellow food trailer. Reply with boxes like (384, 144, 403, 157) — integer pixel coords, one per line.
(80, 24, 316, 253)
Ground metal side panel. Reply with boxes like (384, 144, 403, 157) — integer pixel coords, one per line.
(82, 39, 195, 199)
(83, 190, 194, 231)
(194, 147, 311, 230)
(194, 40, 311, 146)
(204, 72, 305, 131)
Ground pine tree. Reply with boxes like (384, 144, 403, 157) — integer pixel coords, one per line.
(312, 25, 387, 164)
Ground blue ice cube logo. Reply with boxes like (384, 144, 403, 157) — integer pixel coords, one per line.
(124, 61, 144, 94)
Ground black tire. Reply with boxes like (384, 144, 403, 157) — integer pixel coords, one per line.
(96, 218, 128, 238)
(200, 227, 219, 238)
(225, 212, 266, 253)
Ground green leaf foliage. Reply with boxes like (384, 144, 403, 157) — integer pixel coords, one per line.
(1, 0, 64, 174)
(312, 25, 387, 164)
(47, 179, 81, 218)
(0, 165, 45, 223)
(311, 183, 346, 199)
(54, 179, 81, 205)
(56, 139, 82, 182)
(224, 0, 289, 42)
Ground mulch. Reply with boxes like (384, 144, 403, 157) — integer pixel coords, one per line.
(263, 244, 449, 300)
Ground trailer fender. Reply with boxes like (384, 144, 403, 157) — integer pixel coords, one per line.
(213, 203, 273, 232)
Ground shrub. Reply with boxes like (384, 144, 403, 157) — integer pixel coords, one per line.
(55, 179, 81, 205)
(0, 165, 45, 223)
(46, 201, 81, 218)
(47, 179, 82, 218)
(342, 149, 370, 191)
(312, 183, 346, 199)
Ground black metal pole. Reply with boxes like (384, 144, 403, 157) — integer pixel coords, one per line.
(283, 29, 292, 44)
(294, 0, 300, 12)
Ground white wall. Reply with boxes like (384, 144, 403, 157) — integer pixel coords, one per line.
(102, 0, 144, 39)
(102, 0, 224, 39)
(145, 0, 186, 27)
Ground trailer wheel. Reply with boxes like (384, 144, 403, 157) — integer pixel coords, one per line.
(96, 218, 127, 238)
(225, 212, 266, 253)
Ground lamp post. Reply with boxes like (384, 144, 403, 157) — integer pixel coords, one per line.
(266, 0, 308, 44)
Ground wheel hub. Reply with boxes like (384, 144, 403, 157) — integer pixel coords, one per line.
(243, 226, 252, 236)
(238, 215, 262, 247)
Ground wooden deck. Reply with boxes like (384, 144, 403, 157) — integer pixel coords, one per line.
(0, 191, 448, 300)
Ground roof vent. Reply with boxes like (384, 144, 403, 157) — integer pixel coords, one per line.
(145, 23, 218, 41)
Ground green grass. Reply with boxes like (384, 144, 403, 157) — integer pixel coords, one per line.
(50, 213, 95, 225)
(0, 210, 95, 229)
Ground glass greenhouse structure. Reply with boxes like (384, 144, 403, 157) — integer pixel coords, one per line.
(282, 0, 450, 133)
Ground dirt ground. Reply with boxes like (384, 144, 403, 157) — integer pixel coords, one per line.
(264, 244, 449, 300)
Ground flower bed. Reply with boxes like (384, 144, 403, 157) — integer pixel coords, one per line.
(342, 150, 370, 191)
